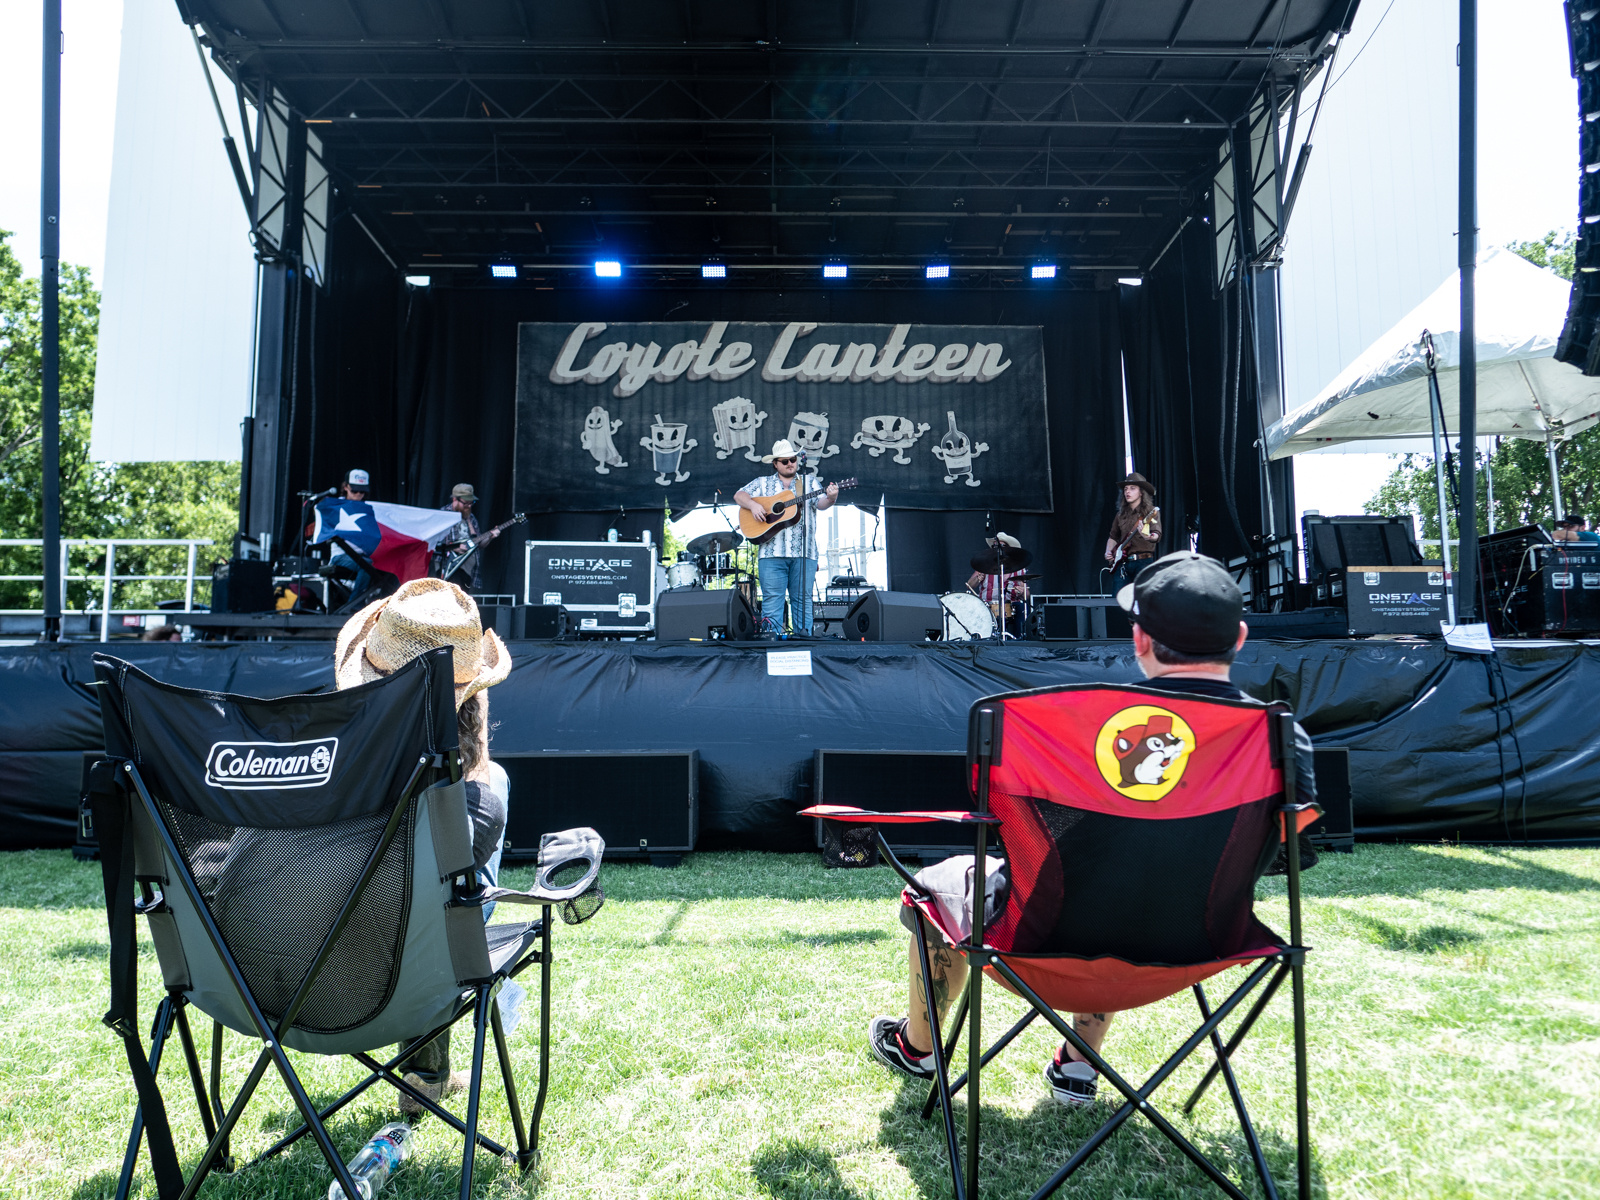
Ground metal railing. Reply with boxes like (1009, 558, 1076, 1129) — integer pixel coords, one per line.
(0, 538, 215, 641)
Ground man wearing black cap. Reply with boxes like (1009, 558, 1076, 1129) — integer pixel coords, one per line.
(869, 551, 1317, 1109)
(1104, 473, 1161, 594)
(1553, 514, 1600, 544)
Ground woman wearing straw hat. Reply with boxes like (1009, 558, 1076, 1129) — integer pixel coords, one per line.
(335, 577, 511, 1113)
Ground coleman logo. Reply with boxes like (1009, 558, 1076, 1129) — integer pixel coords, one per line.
(204, 739, 338, 790)
(1094, 705, 1195, 803)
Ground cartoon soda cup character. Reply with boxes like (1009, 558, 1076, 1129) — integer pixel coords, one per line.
(641, 414, 697, 484)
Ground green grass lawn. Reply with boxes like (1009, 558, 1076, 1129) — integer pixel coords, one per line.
(2, 844, 1597, 1200)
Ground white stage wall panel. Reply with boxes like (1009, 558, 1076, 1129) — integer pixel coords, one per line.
(91, 0, 256, 463)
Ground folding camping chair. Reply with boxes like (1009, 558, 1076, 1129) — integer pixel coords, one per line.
(805, 682, 1320, 1200)
(87, 646, 605, 1200)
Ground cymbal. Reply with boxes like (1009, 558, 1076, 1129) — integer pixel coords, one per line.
(1010, 572, 1045, 582)
(970, 546, 1033, 575)
(687, 530, 744, 557)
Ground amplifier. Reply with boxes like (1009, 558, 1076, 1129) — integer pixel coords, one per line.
(844, 591, 944, 642)
(211, 558, 275, 613)
(655, 588, 756, 640)
(481, 604, 569, 639)
(1345, 565, 1449, 636)
(1244, 607, 1350, 640)
(813, 601, 852, 638)
(1035, 598, 1131, 640)
(1308, 748, 1354, 851)
(812, 749, 974, 863)
(1480, 529, 1600, 636)
(499, 751, 698, 866)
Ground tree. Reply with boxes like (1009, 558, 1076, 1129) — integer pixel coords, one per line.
(1364, 231, 1599, 538)
(0, 230, 240, 612)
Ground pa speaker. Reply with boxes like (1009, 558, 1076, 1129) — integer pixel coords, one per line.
(499, 751, 698, 866)
(211, 559, 274, 613)
(1309, 748, 1354, 851)
(812, 750, 973, 862)
(845, 590, 943, 641)
(655, 588, 755, 640)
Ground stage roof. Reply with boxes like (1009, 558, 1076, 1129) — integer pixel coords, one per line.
(180, 0, 1358, 285)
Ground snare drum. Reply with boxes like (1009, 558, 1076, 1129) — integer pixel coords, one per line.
(939, 591, 996, 641)
(666, 561, 703, 590)
(987, 600, 1014, 622)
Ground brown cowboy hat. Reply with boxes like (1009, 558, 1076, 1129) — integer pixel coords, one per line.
(1116, 472, 1156, 498)
(335, 578, 509, 709)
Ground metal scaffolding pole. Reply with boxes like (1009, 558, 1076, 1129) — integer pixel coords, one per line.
(40, 0, 62, 642)
(1455, 0, 1480, 619)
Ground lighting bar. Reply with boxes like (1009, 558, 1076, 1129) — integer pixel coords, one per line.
(1117, 276, 1143, 286)
(489, 262, 517, 279)
(594, 260, 622, 277)
(925, 264, 950, 279)
(1031, 263, 1057, 279)
(701, 262, 726, 278)
(822, 262, 848, 279)
(404, 274, 431, 287)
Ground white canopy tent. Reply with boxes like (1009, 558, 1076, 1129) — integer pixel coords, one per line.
(1266, 247, 1600, 478)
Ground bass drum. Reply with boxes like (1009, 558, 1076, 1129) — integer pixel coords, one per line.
(939, 591, 995, 641)
(666, 561, 703, 590)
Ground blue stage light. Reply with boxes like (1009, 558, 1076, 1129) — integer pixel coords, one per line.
(489, 262, 517, 279)
(822, 262, 848, 279)
(925, 264, 950, 279)
(1031, 263, 1057, 279)
(701, 262, 726, 278)
(404, 274, 431, 287)
(594, 260, 622, 278)
(1118, 276, 1143, 286)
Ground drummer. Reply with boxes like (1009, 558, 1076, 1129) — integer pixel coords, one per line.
(966, 532, 1031, 605)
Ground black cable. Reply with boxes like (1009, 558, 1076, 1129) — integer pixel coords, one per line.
(1488, 653, 1531, 844)
(1178, 228, 1202, 544)
(1483, 656, 1512, 843)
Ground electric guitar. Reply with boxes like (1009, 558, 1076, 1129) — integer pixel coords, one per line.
(437, 513, 527, 579)
(738, 479, 858, 545)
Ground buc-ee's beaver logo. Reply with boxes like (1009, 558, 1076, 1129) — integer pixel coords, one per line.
(1093, 706, 1195, 802)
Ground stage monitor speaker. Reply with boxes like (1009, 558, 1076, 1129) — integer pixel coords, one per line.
(499, 750, 698, 866)
(211, 558, 275, 613)
(1309, 748, 1354, 851)
(1244, 607, 1350, 640)
(812, 749, 972, 862)
(481, 603, 569, 640)
(845, 590, 943, 642)
(655, 588, 755, 640)
(1035, 600, 1131, 640)
(1302, 515, 1424, 584)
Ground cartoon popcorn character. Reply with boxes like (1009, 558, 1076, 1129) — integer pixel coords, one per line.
(711, 397, 768, 460)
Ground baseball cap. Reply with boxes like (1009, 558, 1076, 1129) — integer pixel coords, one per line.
(451, 483, 477, 504)
(346, 468, 370, 488)
(1116, 551, 1242, 656)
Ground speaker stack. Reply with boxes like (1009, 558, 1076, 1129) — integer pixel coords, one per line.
(499, 751, 698, 867)
(1557, 6, 1600, 371)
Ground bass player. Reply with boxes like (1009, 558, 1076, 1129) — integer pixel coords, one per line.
(734, 439, 839, 636)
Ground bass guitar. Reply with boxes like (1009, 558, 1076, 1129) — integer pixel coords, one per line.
(437, 512, 527, 579)
(738, 479, 857, 545)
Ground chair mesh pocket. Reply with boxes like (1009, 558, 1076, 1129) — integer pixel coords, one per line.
(561, 885, 605, 925)
(160, 797, 415, 1034)
(821, 822, 879, 869)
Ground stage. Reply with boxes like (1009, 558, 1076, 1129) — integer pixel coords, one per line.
(3, 637, 1597, 852)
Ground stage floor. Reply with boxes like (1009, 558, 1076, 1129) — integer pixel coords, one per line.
(2, 637, 1597, 851)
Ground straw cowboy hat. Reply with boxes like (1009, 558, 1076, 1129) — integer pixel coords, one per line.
(335, 578, 509, 708)
(761, 439, 801, 463)
(985, 531, 1022, 549)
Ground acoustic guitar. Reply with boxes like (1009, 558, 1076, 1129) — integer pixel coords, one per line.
(738, 479, 857, 545)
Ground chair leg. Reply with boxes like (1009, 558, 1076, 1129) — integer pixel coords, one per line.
(528, 909, 553, 1157)
(208, 1021, 232, 1172)
(965, 953, 983, 1200)
(921, 980, 970, 1120)
(1183, 962, 1291, 1114)
(913, 919, 967, 1200)
(180, 1049, 274, 1200)
(1193, 984, 1278, 1200)
(936, 1008, 1041, 1108)
(1292, 958, 1312, 1200)
(459, 983, 493, 1200)
(173, 1003, 222, 1160)
(492, 993, 535, 1171)
(114, 997, 177, 1200)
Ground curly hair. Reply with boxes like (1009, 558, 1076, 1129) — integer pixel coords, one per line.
(457, 690, 488, 776)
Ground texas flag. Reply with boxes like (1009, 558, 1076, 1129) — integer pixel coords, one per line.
(311, 499, 463, 584)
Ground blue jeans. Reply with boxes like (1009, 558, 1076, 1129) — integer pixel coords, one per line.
(328, 553, 370, 601)
(759, 556, 816, 635)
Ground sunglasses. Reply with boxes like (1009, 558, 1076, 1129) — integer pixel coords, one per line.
(774, 457, 797, 465)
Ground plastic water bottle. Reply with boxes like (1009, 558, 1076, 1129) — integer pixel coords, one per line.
(328, 1122, 412, 1200)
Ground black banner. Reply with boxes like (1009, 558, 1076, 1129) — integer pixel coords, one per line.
(514, 321, 1051, 513)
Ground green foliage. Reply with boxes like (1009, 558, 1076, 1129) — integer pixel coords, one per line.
(1507, 229, 1576, 281)
(1364, 233, 1593, 539)
(0, 230, 240, 613)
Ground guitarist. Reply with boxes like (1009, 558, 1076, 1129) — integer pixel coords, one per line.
(437, 483, 500, 590)
(1104, 472, 1161, 594)
(734, 439, 839, 636)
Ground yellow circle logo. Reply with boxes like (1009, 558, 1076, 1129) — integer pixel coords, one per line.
(1093, 705, 1196, 802)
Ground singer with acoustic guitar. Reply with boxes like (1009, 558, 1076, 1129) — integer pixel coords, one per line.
(1104, 472, 1162, 594)
(734, 439, 840, 636)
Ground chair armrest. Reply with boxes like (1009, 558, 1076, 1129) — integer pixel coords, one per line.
(1278, 801, 1323, 840)
(800, 804, 1002, 825)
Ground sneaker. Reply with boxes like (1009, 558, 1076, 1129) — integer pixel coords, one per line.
(1042, 1051, 1099, 1107)
(868, 1016, 937, 1081)
(399, 1069, 470, 1116)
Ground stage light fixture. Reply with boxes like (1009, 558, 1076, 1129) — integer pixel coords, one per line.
(822, 261, 848, 279)
(925, 264, 950, 279)
(701, 261, 726, 278)
(1030, 262, 1058, 280)
(593, 260, 622, 278)
(404, 274, 431, 287)
(489, 261, 517, 279)
(1117, 276, 1143, 287)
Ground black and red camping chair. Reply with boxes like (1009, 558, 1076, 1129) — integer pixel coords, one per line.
(804, 683, 1320, 1200)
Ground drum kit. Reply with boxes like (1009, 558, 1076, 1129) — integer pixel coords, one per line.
(938, 542, 1040, 641)
(667, 530, 748, 591)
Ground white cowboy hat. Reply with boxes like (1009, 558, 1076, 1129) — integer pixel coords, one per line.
(334, 578, 509, 709)
(761, 439, 801, 463)
(985, 531, 1022, 549)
